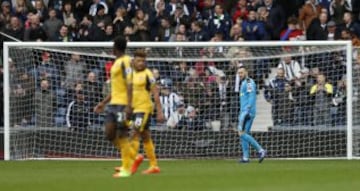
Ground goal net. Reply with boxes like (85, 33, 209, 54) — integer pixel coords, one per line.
(3, 41, 358, 160)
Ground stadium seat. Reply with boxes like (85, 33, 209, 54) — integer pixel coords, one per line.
(57, 107, 67, 117)
(54, 117, 65, 127)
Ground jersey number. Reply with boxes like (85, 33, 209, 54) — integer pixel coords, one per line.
(134, 117, 143, 128)
(116, 112, 125, 122)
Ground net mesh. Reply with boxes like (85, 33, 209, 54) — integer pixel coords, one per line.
(5, 42, 355, 160)
(353, 47, 360, 158)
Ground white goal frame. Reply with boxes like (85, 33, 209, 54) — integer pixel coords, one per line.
(3, 41, 355, 160)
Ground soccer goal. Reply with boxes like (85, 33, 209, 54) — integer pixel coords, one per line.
(3, 41, 359, 160)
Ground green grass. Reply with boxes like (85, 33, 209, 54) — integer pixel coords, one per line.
(0, 160, 360, 191)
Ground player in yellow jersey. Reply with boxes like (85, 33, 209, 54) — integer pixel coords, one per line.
(94, 36, 134, 178)
(127, 49, 164, 174)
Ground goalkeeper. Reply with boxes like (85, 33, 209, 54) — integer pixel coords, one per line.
(94, 36, 134, 178)
(128, 49, 164, 174)
(237, 67, 266, 163)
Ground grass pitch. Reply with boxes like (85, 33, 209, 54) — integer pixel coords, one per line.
(0, 160, 359, 191)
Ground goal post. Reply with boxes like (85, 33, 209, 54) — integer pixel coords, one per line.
(3, 41, 358, 160)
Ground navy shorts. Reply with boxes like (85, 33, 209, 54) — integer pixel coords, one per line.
(105, 105, 127, 128)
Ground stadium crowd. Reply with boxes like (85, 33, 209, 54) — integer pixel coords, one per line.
(1, 0, 360, 130)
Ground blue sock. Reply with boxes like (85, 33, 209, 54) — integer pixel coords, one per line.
(242, 133, 262, 152)
(240, 135, 249, 160)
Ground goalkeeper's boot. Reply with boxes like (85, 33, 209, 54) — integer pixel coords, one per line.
(131, 154, 144, 174)
(258, 149, 266, 163)
(113, 169, 131, 178)
(239, 158, 250, 163)
(142, 166, 161, 174)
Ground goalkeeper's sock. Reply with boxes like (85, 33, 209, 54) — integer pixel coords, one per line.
(144, 138, 158, 167)
(240, 135, 250, 160)
(117, 137, 133, 172)
(242, 133, 262, 152)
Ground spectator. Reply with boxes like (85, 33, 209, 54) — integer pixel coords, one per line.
(66, 82, 83, 104)
(307, 12, 329, 40)
(172, 61, 190, 83)
(77, 14, 100, 41)
(113, 6, 131, 37)
(35, 79, 55, 128)
(160, 84, 181, 120)
(340, 28, 352, 40)
(216, 75, 229, 114)
(353, 53, 360, 125)
(123, 25, 140, 41)
(199, 0, 215, 26)
(242, 9, 267, 41)
(66, 90, 90, 131)
(208, 3, 232, 40)
(291, 67, 314, 126)
(229, 23, 242, 41)
(43, 8, 63, 40)
(326, 20, 341, 40)
(52, 24, 73, 41)
(353, 0, 360, 20)
(132, 9, 151, 41)
(103, 24, 114, 41)
(0, 1, 12, 28)
(202, 75, 227, 128)
(89, 0, 108, 16)
(24, 14, 47, 41)
(34, 0, 48, 22)
(332, 79, 346, 125)
(341, 12, 360, 38)
(323, 52, 346, 85)
(281, 17, 304, 41)
(310, 74, 333, 126)
(83, 71, 102, 109)
(74, 0, 89, 21)
(232, 0, 249, 24)
(11, 72, 35, 126)
(166, 0, 189, 16)
(330, 0, 351, 25)
(13, 0, 30, 22)
(265, 68, 293, 125)
(181, 75, 206, 109)
(63, 53, 85, 88)
(49, 0, 64, 13)
(62, 2, 75, 26)
(299, 0, 322, 30)
(264, 0, 286, 40)
(183, 106, 205, 130)
(351, 31, 360, 46)
(154, 0, 168, 18)
(93, 4, 111, 26)
(115, 0, 137, 18)
(156, 17, 174, 41)
(67, 17, 79, 41)
(172, 32, 188, 57)
(166, 102, 187, 129)
(33, 51, 60, 90)
(2, 16, 24, 41)
(277, 55, 302, 84)
(170, 3, 191, 29)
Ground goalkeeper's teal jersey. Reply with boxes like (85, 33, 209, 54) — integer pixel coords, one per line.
(240, 78, 256, 115)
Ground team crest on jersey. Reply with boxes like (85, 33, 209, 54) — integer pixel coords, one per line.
(125, 68, 132, 74)
(149, 77, 156, 83)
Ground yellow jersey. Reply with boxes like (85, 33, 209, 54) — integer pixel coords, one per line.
(110, 55, 132, 105)
(132, 68, 156, 113)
